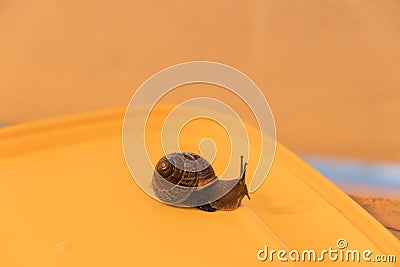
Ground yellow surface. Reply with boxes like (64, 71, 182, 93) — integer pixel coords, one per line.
(0, 108, 399, 266)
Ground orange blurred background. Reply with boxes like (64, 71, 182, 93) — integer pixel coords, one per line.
(1, 0, 399, 162)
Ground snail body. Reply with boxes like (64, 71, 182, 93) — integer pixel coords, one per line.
(151, 152, 250, 211)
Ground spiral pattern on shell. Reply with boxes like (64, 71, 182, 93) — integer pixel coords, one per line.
(152, 152, 217, 205)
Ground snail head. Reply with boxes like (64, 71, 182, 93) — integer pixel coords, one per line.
(239, 159, 250, 200)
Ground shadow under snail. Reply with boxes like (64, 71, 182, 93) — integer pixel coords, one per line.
(151, 152, 250, 212)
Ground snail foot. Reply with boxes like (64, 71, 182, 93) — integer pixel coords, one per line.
(197, 203, 217, 212)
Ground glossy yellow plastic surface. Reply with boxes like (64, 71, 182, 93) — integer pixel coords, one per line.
(0, 108, 399, 266)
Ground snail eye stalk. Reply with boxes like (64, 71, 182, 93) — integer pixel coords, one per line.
(240, 155, 244, 176)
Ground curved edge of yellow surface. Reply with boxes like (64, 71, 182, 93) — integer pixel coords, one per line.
(0, 107, 399, 267)
(272, 143, 400, 251)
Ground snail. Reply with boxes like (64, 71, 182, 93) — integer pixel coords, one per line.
(151, 152, 250, 212)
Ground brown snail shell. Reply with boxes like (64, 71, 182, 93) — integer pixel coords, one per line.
(151, 152, 250, 211)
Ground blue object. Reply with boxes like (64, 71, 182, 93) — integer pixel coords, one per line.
(301, 155, 400, 200)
